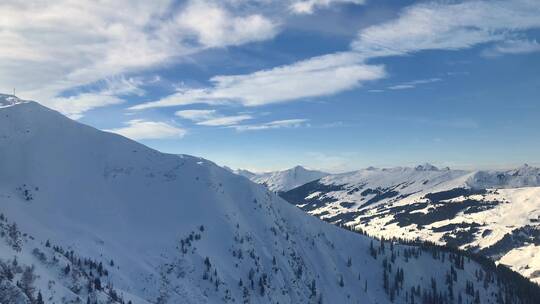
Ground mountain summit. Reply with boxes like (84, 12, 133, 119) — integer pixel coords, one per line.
(236, 166, 328, 192)
(0, 94, 26, 107)
(415, 163, 440, 171)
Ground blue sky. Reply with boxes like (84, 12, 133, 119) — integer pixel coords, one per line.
(2, 0, 540, 172)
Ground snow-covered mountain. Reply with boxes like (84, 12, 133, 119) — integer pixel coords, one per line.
(467, 164, 540, 189)
(235, 166, 328, 192)
(0, 95, 537, 303)
(281, 164, 540, 284)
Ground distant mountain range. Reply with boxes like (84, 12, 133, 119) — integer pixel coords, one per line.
(231, 165, 329, 192)
(280, 163, 540, 284)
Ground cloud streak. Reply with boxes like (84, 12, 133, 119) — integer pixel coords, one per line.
(231, 119, 309, 131)
(175, 109, 218, 121)
(175, 109, 253, 126)
(387, 78, 442, 90)
(106, 119, 186, 140)
(131, 52, 385, 109)
(48, 76, 147, 119)
(197, 115, 253, 126)
(482, 39, 540, 57)
(290, 0, 365, 14)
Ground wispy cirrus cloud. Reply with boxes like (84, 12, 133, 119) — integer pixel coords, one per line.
(482, 39, 540, 57)
(48, 76, 148, 119)
(387, 78, 442, 90)
(106, 119, 186, 140)
(175, 109, 253, 126)
(0, 0, 279, 118)
(231, 119, 309, 131)
(197, 115, 253, 126)
(352, 0, 540, 57)
(131, 52, 385, 109)
(289, 0, 365, 14)
(175, 109, 218, 121)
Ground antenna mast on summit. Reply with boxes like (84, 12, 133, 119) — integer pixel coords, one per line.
(13, 88, 16, 97)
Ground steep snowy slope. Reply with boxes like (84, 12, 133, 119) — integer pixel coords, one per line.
(0, 96, 538, 303)
(235, 166, 328, 192)
(282, 165, 540, 284)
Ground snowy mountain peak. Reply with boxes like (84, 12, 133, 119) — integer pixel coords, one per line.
(415, 163, 439, 171)
(467, 165, 540, 189)
(512, 163, 537, 175)
(236, 166, 329, 192)
(0, 93, 28, 108)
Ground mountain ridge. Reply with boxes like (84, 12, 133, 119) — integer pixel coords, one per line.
(281, 164, 540, 284)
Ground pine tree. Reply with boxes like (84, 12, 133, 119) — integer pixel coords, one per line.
(36, 291, 45, 304)
(20, 265, 37, 300)
(94, 277, 102, 290)
(259, 277, 265, 296)
(474, 290, 480, 304)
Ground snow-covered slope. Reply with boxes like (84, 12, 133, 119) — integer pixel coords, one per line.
(281, 164, 540, 284)
(235, 166, 328, 192)
(0, 97, 538, 303)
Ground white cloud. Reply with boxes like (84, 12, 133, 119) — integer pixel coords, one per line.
(175, 109, 252, 126)
(482, 39, 540, 57)
(46, 76, 147, 119)
(49, 93, 124, 120)
(133, 0, 540, 112)
(231, 119, 308, 131)
(177, 0, 278, 48)
(352, 0, 540, 57)
(103, 76, 147, 97)
(197, 115, 253, 126)
(175, 109, 218, 121)
(106, 119, 186, 140)
(290, 0, 365, 14)
(131, 52, 385, 109)
(0, 0, 279, 117)
(387, 84, 414, 91)
(387, 78, 441, 90)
